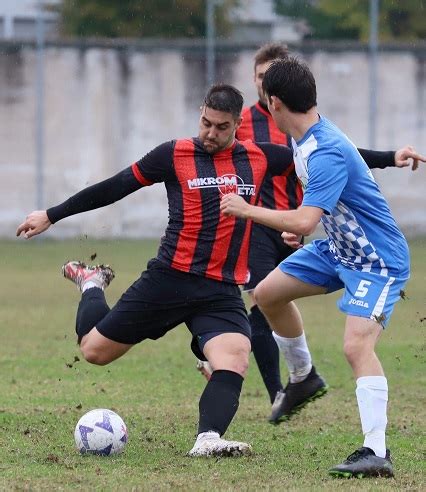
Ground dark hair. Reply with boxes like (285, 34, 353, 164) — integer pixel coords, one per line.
(254, 42, 289, 69)
(262, 57, 317, 113)
(203, 84, 244, 119)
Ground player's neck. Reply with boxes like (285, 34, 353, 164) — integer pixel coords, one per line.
(287, 109, 319, 142)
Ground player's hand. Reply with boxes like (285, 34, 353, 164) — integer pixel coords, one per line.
(394, 145, 426, 171)
(220, 193, 250, 218)
(281, 232, 303, 249)
(16, 210, 51, 239)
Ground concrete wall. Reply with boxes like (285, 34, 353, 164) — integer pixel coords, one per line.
(1, 40, 425, 239)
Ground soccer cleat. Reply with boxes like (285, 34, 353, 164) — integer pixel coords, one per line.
(268, 389, 286, 423)
(62, 260, 115, 292)
(329, 447, 394, 478)
(269, 365, 328, 424)
(188, 431, 252, 457)
(196, 359, 213, 381)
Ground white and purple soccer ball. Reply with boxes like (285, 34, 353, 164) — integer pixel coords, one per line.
(74, 409, 128, 456)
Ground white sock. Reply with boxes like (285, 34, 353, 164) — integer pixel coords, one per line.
(273, 331, 312, 383)
(82, 281, 103, 292)
(356, 376, 388, 458)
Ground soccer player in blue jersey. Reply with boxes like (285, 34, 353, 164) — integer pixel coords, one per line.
(220, 57, 425, 477)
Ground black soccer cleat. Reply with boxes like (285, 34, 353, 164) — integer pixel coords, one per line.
(269, 365, 328, 424)
(329, 447, 394, 478)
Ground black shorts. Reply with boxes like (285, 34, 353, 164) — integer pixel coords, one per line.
(96, 259, 251, 360)
(244, 224, 298, 291)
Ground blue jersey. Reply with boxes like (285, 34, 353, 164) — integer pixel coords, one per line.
(293, 116, 409, 277)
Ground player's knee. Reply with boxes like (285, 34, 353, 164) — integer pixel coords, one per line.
(254, 285, 282, 315)
(218, 347, 250, 377)
(253, 281, 270, 310)
(80, 344, 111, 366)
(343, 337, 364, 366)
(228, 355, 249, 377)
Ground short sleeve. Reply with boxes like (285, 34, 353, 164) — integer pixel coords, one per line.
(302, 146, 348, 213)
(132, 141, 175, 185)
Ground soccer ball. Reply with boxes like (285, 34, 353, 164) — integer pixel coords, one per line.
(74, 409, 128, 456)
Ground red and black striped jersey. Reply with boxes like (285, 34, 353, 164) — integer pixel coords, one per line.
(46, 142, 395, 285)
(237, 102, 303, 211)
(131, 138, 295, 285)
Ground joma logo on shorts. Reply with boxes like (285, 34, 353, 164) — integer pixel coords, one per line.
(349, 298, 369, 308)
(187, 174, 256, 196)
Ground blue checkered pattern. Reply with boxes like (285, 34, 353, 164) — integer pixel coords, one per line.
(321, 201, 387, 274)
(295, 116, 409, 279)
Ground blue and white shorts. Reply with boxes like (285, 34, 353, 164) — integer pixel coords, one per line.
(278, 239, 409, 327)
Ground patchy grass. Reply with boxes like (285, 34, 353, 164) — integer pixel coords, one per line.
(0, 238, 425, 490)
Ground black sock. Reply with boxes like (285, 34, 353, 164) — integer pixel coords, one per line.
(249, 305, 283, 403)
(75, 288, 110, 343)
(198, 370, 243, 436)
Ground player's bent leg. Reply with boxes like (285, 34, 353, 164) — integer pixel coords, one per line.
(189, 333, 252, 458)
(255, 269, 328, 424)
(255, 268, 326, 336)
(80, 328, 133, 366)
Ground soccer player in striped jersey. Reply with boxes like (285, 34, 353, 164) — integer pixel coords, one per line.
(17, 83, 418, 459)
(220, 58, 425, 476)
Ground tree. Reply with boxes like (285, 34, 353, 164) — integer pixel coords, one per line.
(51, 0, 240, 38)
(274, 0, 426, 41)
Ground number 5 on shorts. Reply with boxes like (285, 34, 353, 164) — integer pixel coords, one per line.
(354, 280, 371, 298)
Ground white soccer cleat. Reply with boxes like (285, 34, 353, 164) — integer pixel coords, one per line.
(188, 431, 252, 457)
(196, 359, 213, 381)
(62, 260, 115, 292)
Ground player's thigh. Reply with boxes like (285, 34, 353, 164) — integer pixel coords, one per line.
(277, 240, 343, 292)
(188, 292, 251, 362)
(254, 267, 327, 307)
(81, 328, 133, 365)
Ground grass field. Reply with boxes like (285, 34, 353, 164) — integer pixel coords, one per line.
(0, 238, 424, 491)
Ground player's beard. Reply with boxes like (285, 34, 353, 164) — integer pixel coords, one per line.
(203, 133, 235, 154)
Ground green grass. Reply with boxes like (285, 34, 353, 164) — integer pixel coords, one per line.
(0, 238, 425, 491)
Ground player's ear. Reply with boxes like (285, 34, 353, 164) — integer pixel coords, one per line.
(235, 116, 243, 130)
(269, 95, 281, 111)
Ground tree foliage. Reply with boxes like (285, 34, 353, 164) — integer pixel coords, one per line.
(51, 0, 240, 38)
(274, 0, 426, 41)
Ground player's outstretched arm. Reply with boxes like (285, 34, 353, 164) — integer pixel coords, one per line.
(394, 145, 426, 171)
(16, 210, 51, 239)
(16, 167, 144, 240)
